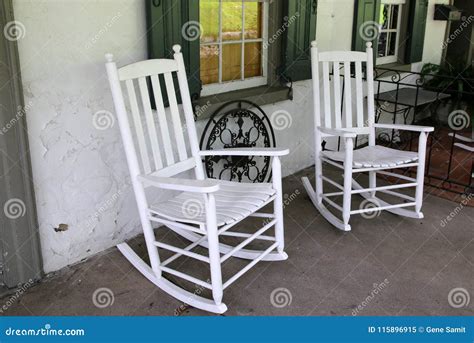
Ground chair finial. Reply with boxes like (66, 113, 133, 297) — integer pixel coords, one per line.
(105, 53, 114, 62)
(173, 45, 182, 54)
(311, 41, 317, 48)
(366, 42, 373, 49)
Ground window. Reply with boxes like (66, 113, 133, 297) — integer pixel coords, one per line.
(199, 0, 268, 97)
(352, 0, 429, 65)
(377, 0, 406, 65)
(146, 0, 317, 107)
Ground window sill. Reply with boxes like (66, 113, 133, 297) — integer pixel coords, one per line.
(193, 85, 291, 121)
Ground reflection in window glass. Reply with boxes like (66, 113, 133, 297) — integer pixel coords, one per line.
(377, 2, 403, 64)
(199, 0, 267, 93)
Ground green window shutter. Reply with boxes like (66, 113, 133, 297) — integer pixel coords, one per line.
(280, 0, 317, 83)
(146, 0, 201, 105)
(406, 0, 429, 63)
(352, 0, 381, 52)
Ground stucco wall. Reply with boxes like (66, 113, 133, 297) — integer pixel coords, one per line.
(13, 0, 448, 272)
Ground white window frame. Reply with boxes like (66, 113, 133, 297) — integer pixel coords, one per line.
(377, 0, 406, 65)
(200, 0, 269, 97)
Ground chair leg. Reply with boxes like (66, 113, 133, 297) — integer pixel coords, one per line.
(415, 132, 428, 215)
(315, 135, 324, 204)
(272, 157, 285, 254)
(342, 138, 354, 226)
(205, 193, 223, 306)
(134, 181, 162, 278)
(369, 171, 376, 198)
(117, 243, 228, 314)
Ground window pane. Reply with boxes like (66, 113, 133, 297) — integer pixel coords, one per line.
(244, 2, 262, 39)
(222, 43, 242, 82)
(222, 1, 242, 41)
(200, 0, 219, 43)
(379, 4, 389, 29)
(244, 42, 262, 78)
(200, 45, 219, 85)
(388, 32, 397, 56)
(378, 32, 388, 57)
(390, 5, 399, 29)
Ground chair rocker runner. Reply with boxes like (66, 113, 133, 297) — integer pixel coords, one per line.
(302, 41, 434, 231)
(105, 45, 289, 314)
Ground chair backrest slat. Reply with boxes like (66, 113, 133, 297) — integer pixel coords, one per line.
(125, 79, 151, 174)
(354, 60, 364, 128)
(106, 46, 203, 180)
(343, 61, 353, 128)
(333, 61, 342, 128)
(150, 74, 175, 166)
(322, 61, 332, 127)
(311, 42, 374, 142)
(164, 72, 188, 162)
(138, 77, 163, 170)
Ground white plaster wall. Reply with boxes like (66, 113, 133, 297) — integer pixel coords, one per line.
(13, 0, 448, 273)
(315, 0, 355, 51)
(13, 0, 148, 272)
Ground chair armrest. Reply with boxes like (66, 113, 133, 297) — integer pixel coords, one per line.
(199, 147, 290, 157)
(374, 123, 434, 133)
(448, 133, 474, 143)
(454, 142, 474, 152)
(138, 175, 220, 193)
(317, 126, 357, 138)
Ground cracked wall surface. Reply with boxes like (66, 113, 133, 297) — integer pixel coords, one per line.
(12, 0, 447, 273)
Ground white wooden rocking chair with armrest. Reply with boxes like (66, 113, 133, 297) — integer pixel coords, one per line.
(105, 45, 289, 314)
(302, 41, 434, 231)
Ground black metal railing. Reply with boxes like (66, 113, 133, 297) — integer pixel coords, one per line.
(374, 67, 473, 194)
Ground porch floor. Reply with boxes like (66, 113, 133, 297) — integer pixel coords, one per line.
(2, 167, 473, 316)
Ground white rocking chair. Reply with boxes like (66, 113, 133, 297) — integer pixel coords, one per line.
(302, 42, 434, 231)
(105, 45, 289, 314)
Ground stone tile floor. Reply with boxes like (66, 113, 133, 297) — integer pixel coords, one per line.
(2, 167, 473, 316)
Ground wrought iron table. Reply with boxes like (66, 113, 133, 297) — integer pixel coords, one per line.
(375, 87, 450, 147)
